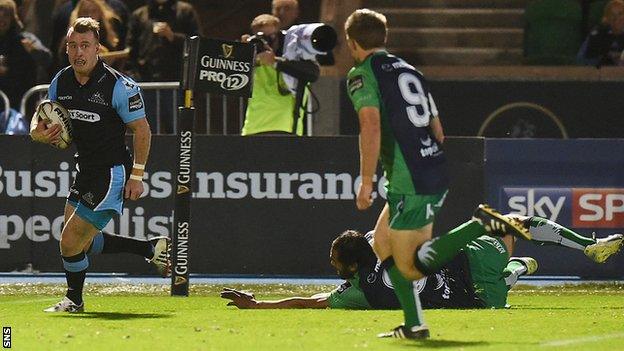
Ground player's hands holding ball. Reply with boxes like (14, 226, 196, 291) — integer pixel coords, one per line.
(30, 100, 72, 149)
(30, 120, 62, 145)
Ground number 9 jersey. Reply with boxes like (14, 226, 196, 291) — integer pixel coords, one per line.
(347, 50, 448, 195)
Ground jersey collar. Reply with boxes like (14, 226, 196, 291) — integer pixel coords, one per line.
(357, 49, 388, 66)
(72, 59, 105, 88)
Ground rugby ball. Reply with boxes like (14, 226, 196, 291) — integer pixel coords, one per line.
(35, 100, 72, 149)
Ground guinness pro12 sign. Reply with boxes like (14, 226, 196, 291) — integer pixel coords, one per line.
(182, 36, 255, 97)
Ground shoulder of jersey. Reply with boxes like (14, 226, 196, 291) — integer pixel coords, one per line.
(103, 63, 139, 91)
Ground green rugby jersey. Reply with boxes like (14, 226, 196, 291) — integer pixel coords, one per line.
(347, 51, 448, 194)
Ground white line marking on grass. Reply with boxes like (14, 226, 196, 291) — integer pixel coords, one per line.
(542, 333, 624, 347)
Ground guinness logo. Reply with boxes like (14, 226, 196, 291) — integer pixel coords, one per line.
(174, 276, 187, 285)
(177, 185, 190, 194)
(221, 44, 233, 58)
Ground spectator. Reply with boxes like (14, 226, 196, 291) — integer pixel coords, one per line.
(578, 0, 624, 66)
(0, 0, 51, 109)
(55, 0, 126, 69)
(272, 0, 299, 30)
(241, 14, 309, 136)
(125, 0, 200, 134)
(49, 0, 128, 75)
(125, 0, 200, 81)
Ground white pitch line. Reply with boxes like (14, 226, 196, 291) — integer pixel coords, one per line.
(542, 333, 624, 347)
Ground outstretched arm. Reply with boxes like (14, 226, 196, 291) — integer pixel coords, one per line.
(220, 288, 329, 309)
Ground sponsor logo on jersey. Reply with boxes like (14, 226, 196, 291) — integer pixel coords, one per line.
(420, 143, 440, 157)
(57, 95, 72, 101)
(366, 272, 377, 284)
(88, 91, 108, 106)
(128, 93, 143, 112)
(348, 75, 363, 95)
(69, 109, 100, 122)
(500, 187, 624, 228)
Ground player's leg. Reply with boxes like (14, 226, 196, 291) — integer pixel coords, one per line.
(464, 235, 513, 308)
(85, 231, 170, 277)
(516, 215, 623, 263)
(503, 257, 538, 289)
(78, 163, 170, 275)
(44, 207, 103, 312)
(372, 204, 392, 261)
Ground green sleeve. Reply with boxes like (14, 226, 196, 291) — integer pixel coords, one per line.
(327, 281, 372, 310)
(347, 65, 380, 113)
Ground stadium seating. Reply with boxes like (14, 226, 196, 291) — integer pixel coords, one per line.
(524, 0, 583, 65)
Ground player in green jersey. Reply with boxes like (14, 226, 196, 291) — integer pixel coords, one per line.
(344, 9, 531, 339)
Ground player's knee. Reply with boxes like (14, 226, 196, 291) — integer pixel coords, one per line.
(59, 234, 79, 255)
(395, 259, 424, 280)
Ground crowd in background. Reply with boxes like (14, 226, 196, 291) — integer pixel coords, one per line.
(2, 0, 624, 134)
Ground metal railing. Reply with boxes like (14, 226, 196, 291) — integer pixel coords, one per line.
(0, 90, 10, 120)
(20, 83, 314, 136)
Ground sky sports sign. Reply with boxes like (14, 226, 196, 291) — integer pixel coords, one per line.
(500, 187, 624, 229)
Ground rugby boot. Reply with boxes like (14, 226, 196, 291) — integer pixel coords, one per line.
(377, 324, 430, 339)
(43, 296, 84, 313)
(147, 236, 171, 277)
(473, 204, 532, 240)
(584, 233, 623, 263)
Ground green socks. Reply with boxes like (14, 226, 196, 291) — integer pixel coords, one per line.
(414, 220, 485, 275)
(528, 217, 594, 250)
(384, 258, 425, 328)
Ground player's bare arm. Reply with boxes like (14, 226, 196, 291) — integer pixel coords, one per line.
(125, 117, 151, 201)
(221, 288, 329, 309)
(430, 115, 444, 144)
(357, 106, 381, 210)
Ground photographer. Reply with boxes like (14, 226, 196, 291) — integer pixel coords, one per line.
(241, 14, 314, 136)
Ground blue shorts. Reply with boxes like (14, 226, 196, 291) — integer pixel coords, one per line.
(67, 163, 129, 230)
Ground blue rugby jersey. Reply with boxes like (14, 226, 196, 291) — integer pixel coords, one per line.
(48, 60, 146, 168)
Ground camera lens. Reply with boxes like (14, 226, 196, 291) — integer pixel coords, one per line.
(310, 25, 337, 52)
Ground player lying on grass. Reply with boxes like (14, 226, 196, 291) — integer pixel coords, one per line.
(222, 212, 622, 310)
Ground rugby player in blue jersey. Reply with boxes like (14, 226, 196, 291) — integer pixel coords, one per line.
(222, 214, 622, 310)
(30, 17, 169, 313)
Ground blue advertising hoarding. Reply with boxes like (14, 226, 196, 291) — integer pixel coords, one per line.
(486, 139, 624, 278)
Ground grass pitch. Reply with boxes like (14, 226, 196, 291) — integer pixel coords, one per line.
(1, 283, 623, 350)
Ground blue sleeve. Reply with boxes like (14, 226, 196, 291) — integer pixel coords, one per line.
(48, 71, 61, 101)
(112, 76, 146, 123)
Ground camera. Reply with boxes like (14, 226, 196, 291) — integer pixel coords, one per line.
(282, 23, 337, 61)
(247, 32, 278, 53)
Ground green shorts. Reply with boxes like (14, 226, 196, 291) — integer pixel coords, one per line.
(465, 236, 510, 308)
(387, 190, 448, 230)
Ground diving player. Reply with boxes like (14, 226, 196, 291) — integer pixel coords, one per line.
(221, 214, 622, 310)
